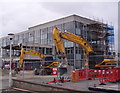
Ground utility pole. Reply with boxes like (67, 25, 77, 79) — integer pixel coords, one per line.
(8, 33, 14, 88)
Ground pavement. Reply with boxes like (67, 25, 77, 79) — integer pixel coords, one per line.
(1, 71, 9, 90)
(26, 78, 118, 92)
(24, 73, 120, 92)
(1, 70, 120, 92)
(20, 73, 119, 92)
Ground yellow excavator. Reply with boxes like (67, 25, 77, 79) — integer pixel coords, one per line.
(52, 27, 116, 75)
(15, 48, 58, 75)
(14, 48, 45, 74)
(53, 27, 94, 75)
(95, 59, 116, 68)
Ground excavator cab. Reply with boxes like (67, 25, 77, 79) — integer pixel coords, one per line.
(88, 52, 104, 69)
(95, 59, 117, 68)
(89, 52, 117, 69)
(40, 56, 55, 68)
(39, 56, 59, 75)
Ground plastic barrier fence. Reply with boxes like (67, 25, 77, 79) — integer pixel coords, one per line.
(72, 68, 120, 83)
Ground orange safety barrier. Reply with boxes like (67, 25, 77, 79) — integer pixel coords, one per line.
(72, 71, 80, 82)
(72, 68, 120, 83)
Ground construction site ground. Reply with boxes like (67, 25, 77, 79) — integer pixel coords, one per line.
(2, 70, 120, 92)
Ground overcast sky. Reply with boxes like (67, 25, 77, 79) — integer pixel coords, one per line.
(0, 0, 119, 50)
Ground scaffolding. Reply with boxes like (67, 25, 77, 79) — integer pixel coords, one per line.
(86, 23, 114, 56)
(85, 22, 115, 68)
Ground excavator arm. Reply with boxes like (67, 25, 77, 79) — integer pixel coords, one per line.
(18, 48, 45, 69)
(18, 48, 25, 69)
(53, 28, 93, 75)
(53, 28, 93, 56)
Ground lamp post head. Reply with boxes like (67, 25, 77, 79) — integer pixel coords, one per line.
(8, 33, 14, 40)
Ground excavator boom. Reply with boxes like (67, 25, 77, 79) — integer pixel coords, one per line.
(61, 31, 93, 53)
(18, 48, 45, 69)
(18, 48, 25, 69)
(53, 28, 66, 56)
(53, 28, 93, 55)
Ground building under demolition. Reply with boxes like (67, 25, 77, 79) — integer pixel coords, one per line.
(0, 15, 115, 69)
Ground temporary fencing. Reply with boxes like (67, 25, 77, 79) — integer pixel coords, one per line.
(98, 68, 120, 84)
(72, 68, 120, 83)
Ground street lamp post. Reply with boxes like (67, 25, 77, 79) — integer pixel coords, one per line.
(8, 33, 14, 88)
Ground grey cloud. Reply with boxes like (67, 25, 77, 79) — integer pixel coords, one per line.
(41, 2, 118, 24)
(0, 2, 58, 37)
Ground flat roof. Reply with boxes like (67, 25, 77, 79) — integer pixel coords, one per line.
(28, 14, 103, 31)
